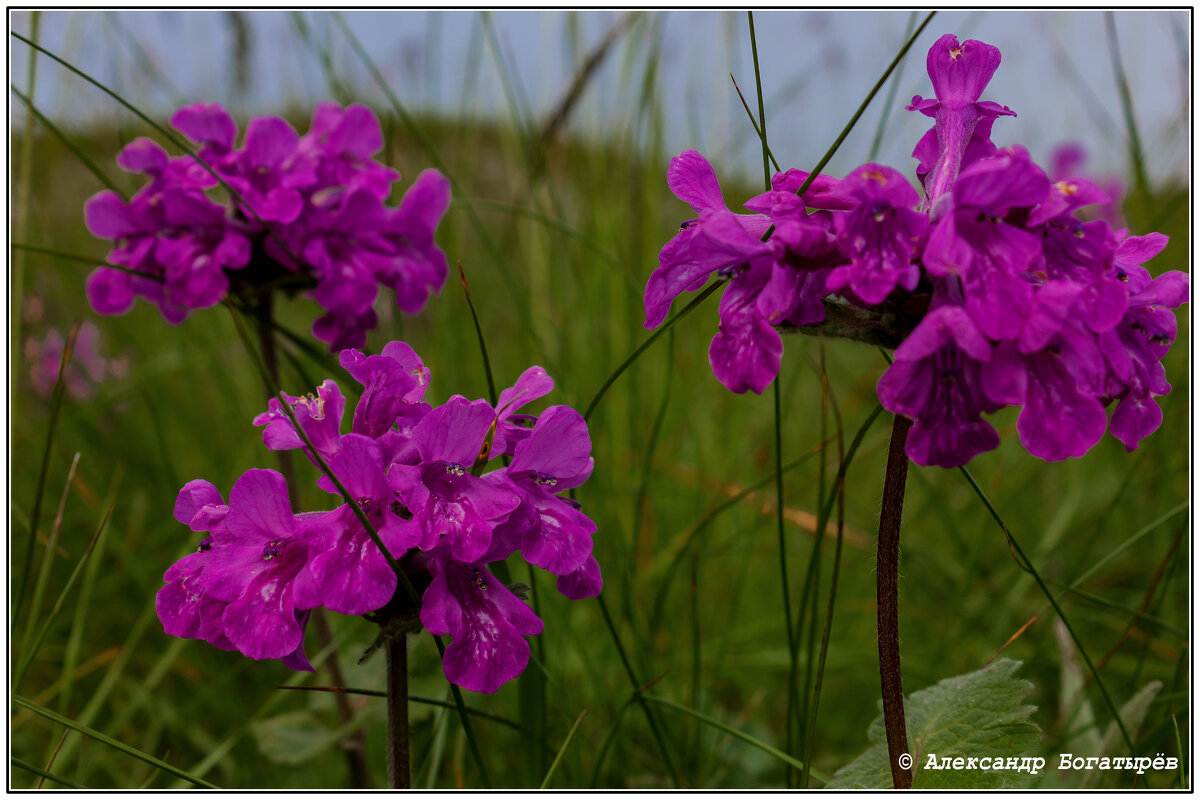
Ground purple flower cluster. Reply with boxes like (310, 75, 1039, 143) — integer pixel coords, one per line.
(84, 103, 451, 350)
(646, 33, 1187, 468)
(157, 341, 602, 693)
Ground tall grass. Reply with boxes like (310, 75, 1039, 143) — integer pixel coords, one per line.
(9, 10, 1190, 789)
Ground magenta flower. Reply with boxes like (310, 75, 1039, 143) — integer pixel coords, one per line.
(158, 341, 600, 693)
(645, 32, 1186, 467)
(299, 434, 420, 615)
(253, 378, 346, 466)
(1099, 270, 1189, 450)
(418, 549, 544, 694)
(84, 102, 451, 350)
(388, 396, 522, 563)
(497, 405, 597, 580)
(157, 471, 318, 670)
(877, 305, 1002, 468)
(907, 33, 1015, 206)
(643, 150, 770, 329)
(826, 163, 927, 305)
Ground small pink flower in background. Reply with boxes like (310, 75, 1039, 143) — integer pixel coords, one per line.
(25, 320, 128, 399)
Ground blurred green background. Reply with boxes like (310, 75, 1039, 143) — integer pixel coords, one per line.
(9, 9, 1189, 789)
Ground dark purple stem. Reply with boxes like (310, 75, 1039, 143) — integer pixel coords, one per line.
(386, 634, 411, 789)
(878, 414, 913, 790)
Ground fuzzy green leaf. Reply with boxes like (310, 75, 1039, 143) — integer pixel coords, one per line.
(251, 710, 340, 765)
(827, 659, 1041, 789)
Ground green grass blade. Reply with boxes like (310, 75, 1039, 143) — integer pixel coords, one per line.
(589, 698, 634, 786)
(1172, 714, 1185, 789)
(20, 450, 81, 656)
(60, 508, 108, 714)
(9, 85, 124, 199)
(456, 261, 497, 406)
(16, 492, 116, 691)
(13, 695, 220, 788)
(748, 13, 801, 780)
(958, 466, 1135, 753)
(730, 73, 782, 172)
(480, 11, 535, 152)
(518, 584, 549, 786)
(1070, 501, 1188, 588)
(431, 635, 493, 788)
(867, 10, 919, 161)
(12, 756, 85, 789)
(329, 12, 556, 375)
(9, 32, 301, 263)
(451, 197, 637, 292)
(11, 11, 41, 423)
(539, 709, 588, 789)
(643, 694, 831, 784)
(801, 352, 846, 787)
(11, 242, 153, 277)
(631, 327, 674, 608)
(792, 9, 937, 200)
(648, 442, 827, 634)
(14, 320, 81, 623)
(584, 279, 723, 422)
(275, 685, 525, 731)
(1104, 11, 1151, 210)
(595, 592, 681, 787)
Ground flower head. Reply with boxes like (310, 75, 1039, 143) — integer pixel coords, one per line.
(85, 103, 451, 350)
(645, 32, 1187, 467)
(158, 340, 600, 693)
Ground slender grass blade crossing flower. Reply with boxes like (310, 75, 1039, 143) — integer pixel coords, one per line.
(157, 341, 602, 694)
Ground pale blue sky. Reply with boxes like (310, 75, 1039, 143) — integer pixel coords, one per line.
(9, 9, 1189, 184)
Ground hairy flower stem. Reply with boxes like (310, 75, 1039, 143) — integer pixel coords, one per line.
(386, 634, 411, 789)
(251, 287, 371, 788)
(877, 414, 913, 790)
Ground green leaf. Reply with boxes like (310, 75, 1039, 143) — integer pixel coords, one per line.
(251, 710, 340, 766)
(827, 659, 1041, 789)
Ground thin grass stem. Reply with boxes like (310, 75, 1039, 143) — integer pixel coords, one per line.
(12, 10, 43, 408)
(431, 635, 492, 788)
(642, 695, 831, 784)
(539, 710, 588, 789)
(594, 592, 681, 787)
(14, 321, 82, 624)
(13, 757, 84, 790)
(958, 466, 1135, 753)
(867, 10, 919, 161)
(14, 695, 218, 789)
(9, 86, 123, 199)
(1104, 11, 1151, 209)
(457, 261, 497, 405)
(20, 451, 80, 656)
(801, 349, 846, 788)
(15, 495, 115, 691)
(584, 280, 723, 422)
